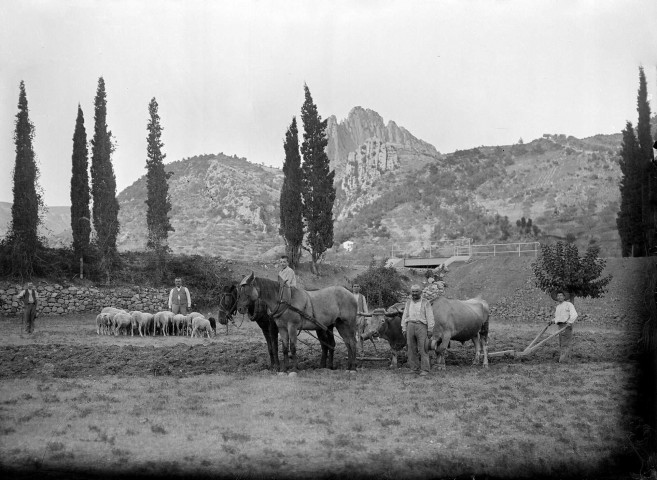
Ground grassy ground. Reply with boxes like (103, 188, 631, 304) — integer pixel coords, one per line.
(0, 313, 645, 479)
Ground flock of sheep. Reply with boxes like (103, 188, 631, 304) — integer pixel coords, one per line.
(95, 307, 216, 338)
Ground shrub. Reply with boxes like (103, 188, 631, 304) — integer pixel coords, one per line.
(352, 259, 406, 308)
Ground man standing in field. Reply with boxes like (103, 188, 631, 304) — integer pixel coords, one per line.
(352, 283, 369, 355)
(169, 277, 191, 315)
(401, 284, 435, 376)
(551, 291, 578, 363)
(17, 282, 38, 334)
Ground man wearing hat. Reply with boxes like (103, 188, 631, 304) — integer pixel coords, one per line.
(401, 284, 435, 376)
(551, 291, 578, 363)
(17, 282, 39, 334)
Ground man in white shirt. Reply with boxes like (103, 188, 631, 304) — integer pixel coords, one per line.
(17, 282, 38, 334)
(551, 291, 578, 363)
(401, 284, 435, 376)
(169, 278, 191, 315)
(277, 256, 296, 304)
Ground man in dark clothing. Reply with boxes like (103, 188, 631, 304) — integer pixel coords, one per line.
(18, 282, 38, 334)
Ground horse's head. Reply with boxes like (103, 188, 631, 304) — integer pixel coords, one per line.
(217, 285, 237, 325)
(236, 272, 258, 314)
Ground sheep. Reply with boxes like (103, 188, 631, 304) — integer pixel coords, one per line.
(101, 307, 128, 334)
(113, 312, 133, 336)
(185, 312, 204, 336)
(191, 315, 214, 338)
(95, 313, 111, 335)
(153, 311, 174, 336)
(130, 311, 154, 337)
(172, 314, 187, 336)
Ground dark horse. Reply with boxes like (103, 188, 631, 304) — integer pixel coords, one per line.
(217, 284, 280, 370)
(236, 272, 359, 372)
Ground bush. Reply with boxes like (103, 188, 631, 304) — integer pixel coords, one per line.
(352, 259, 407, 308)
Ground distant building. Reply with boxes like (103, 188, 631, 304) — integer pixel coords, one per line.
(341, 240, 354, 252)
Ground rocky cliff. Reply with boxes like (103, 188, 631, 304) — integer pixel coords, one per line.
(326, 107, 441, 220)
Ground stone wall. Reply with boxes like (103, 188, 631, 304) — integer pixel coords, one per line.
(0, 283, 169, 317)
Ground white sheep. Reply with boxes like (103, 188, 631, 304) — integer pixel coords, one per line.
(113, 312, 133, 336)
(191, 315, 214, 338)
(130, 311, 154, 337)
(172, 314, 187, 336)
(153, 311, 174, 336)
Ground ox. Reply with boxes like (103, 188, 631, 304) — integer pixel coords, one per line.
(360, 305, 406, 368)
(363, 296, 490, 370)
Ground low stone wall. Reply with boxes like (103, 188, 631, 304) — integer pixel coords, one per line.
(0, 283, 169, 317)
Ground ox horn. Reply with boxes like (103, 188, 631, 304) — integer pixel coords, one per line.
(240, 271, 255, 286)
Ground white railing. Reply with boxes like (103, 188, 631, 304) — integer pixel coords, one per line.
(391, 240, 539, 258)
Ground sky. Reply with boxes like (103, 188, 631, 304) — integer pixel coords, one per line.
(1, 0, 656, 207)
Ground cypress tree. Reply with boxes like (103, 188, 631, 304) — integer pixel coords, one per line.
(70, 104, 91, 261)
(2, 81, 44, 278)
(300, 84, 336, 275)
(145, 97, 173, 278)
(636, 67, 656, 250)
(90, 77, 119, 280)
(617, 122, 644, 256)
(279, 116, 304, 268)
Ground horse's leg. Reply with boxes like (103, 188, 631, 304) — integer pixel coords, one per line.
(482, 335, 489, 368)
(278, 326, 290, 373)
(390, 350, 398, 369)
(317, 329, 329, 369)
(335, 317, 357, 371)
(472, 334, 481, 365)
(269, 320, 280, 371)
(288, 322, 299, 372)
(326, 328, 335, 369)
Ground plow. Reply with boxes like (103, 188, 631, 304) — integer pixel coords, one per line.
(488, 323, 570, 358)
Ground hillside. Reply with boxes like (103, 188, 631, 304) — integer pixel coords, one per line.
(3, 108, 652, 262)
(117, 154, 283, 260)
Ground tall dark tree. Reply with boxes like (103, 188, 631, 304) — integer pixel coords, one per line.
(90, 77, 119, 281)
(70, 104, 91, 261)
(2, 81, 44, 278)
(300, 84, 336, 275)
(145, 97, 173, 279)
(637, 67, 656, 250)
(617, 122, 644, 256)
(279, 116, 304, 268)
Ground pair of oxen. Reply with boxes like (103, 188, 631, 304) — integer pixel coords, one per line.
(218, 273, 490, 372)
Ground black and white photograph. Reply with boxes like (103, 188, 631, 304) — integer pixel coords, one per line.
(1, 1, 657, 478)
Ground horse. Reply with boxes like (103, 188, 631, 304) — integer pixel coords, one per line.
(236, 272, 359, 372)
(217, 283, 280, 370)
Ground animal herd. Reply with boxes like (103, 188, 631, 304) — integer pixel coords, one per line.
(92, 274, 491, 374)
(95, 307, 216, 338)
(218, 273, 491, 373)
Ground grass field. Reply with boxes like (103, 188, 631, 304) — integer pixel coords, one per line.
(0, 310, 647, 479)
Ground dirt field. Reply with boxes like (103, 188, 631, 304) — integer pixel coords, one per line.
(0, 257, 652, 479)
(0, 312, 646, 479)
